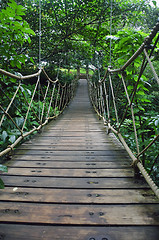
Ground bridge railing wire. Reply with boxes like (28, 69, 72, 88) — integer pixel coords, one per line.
(88, 23, 159, 198)
(0, 67, 77, 159)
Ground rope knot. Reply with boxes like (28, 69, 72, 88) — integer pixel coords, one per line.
(131, 158, 140, 167)
(7, 145, 14, 151)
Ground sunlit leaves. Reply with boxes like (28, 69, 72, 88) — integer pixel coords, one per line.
(0, 0, 35, 69)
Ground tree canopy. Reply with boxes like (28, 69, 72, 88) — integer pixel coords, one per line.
(1, 0, 158, 72)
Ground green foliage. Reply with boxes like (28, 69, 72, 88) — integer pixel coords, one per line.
(113, 28, 147, 67)
(91, 26, 159, 186)
(58, 71, 75, 85)
(0, 68, 74, 153)
(0, 0, 35, 70)
(11, 0, 155, 72)
(0, 164, 7, 189)
(0, 0, 156, 72)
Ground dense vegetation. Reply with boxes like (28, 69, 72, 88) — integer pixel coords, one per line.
(91, 28, 159, 185)
(0, 0, 159, 187)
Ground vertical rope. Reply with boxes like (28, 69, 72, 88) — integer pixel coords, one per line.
(109, 73, 119, 126)
(39, 0, 41, 67)
(109, 0, 113, 66)
(95, 51, 101, 80)
(121, 73, 140, 154)
(108, 0, 113, 130)
(38, 0, 42, 121)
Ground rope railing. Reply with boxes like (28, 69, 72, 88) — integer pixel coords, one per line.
(88, 23, 159, 198)
(0, 67, 77, 159)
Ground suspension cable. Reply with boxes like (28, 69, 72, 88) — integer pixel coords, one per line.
(108, 0, 113, 124)
(96, 50, 101, 80)
(109, 0, 113, 66)
(39, 0, 41, 67)
(38, 0, 42, 120)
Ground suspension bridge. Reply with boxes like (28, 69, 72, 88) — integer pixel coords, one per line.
(0, 21, 159, 240)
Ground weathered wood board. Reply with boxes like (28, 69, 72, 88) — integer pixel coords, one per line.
(0, 225, 159, 240)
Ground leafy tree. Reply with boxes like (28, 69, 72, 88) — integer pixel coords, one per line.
(10, 0, 156, 72)
(0, 0, 35, 71)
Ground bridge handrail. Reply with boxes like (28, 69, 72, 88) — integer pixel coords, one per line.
(0, 67, 77, 159)
(88, 23, 159, 198)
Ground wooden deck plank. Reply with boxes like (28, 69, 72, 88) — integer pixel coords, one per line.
(24, 138, 113, 143)
(38, 132, 108, 137)
(2, 167, 133, 177)
(0, 187, 157, 203)
(23, 141, 114, 145)
(0, 225, 159, 240)
(12, 155, 129, 161)
(6, 160, 130, 168)
(0, 202, 159, 225)
(1, 176, 148, 189)
(18, 145, 121, 150)
(15, 148, 127, 152)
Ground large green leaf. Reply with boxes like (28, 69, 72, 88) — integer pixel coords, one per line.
(2, 131, 8, 142)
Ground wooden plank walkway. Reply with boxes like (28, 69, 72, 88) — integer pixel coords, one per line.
(0, 79, 159, 240)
